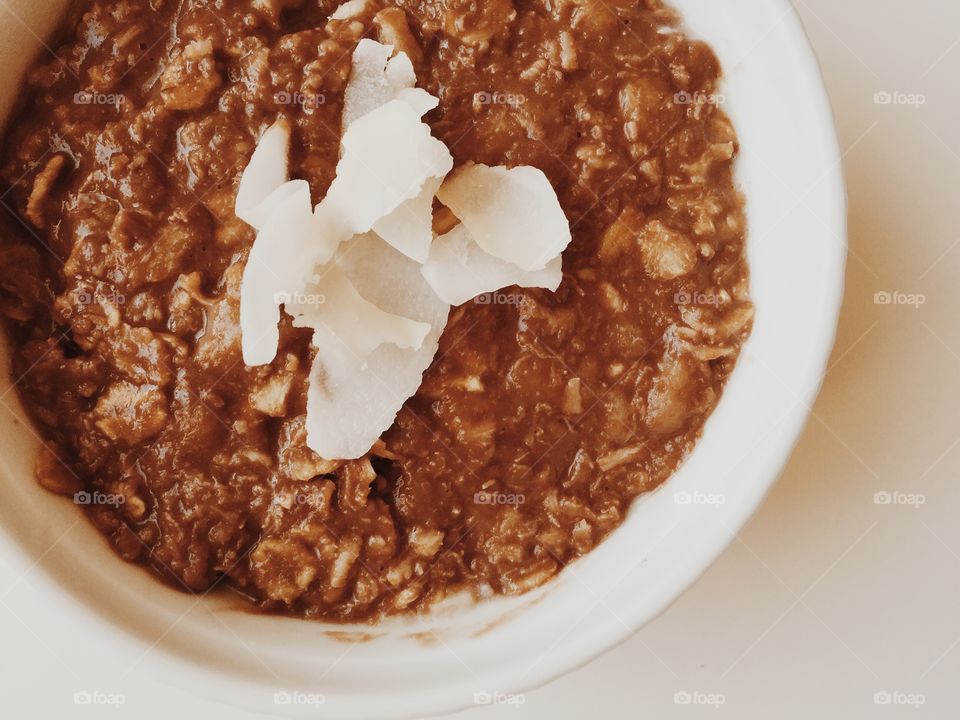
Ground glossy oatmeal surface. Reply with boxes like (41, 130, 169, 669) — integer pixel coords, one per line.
(0, 0, 752, 620)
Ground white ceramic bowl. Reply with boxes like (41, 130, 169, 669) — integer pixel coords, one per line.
(0, 0, 845, 717)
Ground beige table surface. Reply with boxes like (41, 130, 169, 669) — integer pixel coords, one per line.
(2, 1, 958, 718)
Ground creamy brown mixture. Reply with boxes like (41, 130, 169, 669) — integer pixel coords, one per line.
(0, 0, 752, 621)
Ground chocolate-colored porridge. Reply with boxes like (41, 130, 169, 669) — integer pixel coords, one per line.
(0, 0, 752, 620)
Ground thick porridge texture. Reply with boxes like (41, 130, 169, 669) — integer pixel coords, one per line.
(0, 0, 752, 620)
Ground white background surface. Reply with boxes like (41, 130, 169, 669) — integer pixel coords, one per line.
(2, 0, 959, 717)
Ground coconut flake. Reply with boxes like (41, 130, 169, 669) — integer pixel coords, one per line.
(371, 175, 441, 263)
(343, 40, 437, 128)
(421, 223, 563, 306)
(239, 178, 347, 367)
(394, 86, 439, 119)
(289, 262, 430, 357)
(382, 46, 415, 88)
(235, 118, 291, 229)
(247, 180, 307, 230)
(240, 180, 314, 367)
(320, 99, 452, 241)
(436, 163, 572, 271)
(306, 234, 449, 459)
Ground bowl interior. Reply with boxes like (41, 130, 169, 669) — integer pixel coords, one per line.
(0, 0, 845, 717)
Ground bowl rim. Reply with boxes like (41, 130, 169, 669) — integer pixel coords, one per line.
(0, 0, 847, 716)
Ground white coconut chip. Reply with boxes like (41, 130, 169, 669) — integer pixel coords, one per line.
(421, 223, 563, 306)
(393, 86, 439, 119)
(382, 45, 415, 87)
(343, 39, 437, 128)
(235, 118, 291, 230)
(370, 175, 441, 263)
(320, 99, 452, 241)
(436, 163, 572, 271)
(240, 179, 314, 367)
(306, 234, 450, 460)
(289, 263, 430, 357)
(246, 180, 306, 230)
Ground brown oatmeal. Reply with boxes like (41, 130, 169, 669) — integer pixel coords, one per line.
(0, 0, 752, 621)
